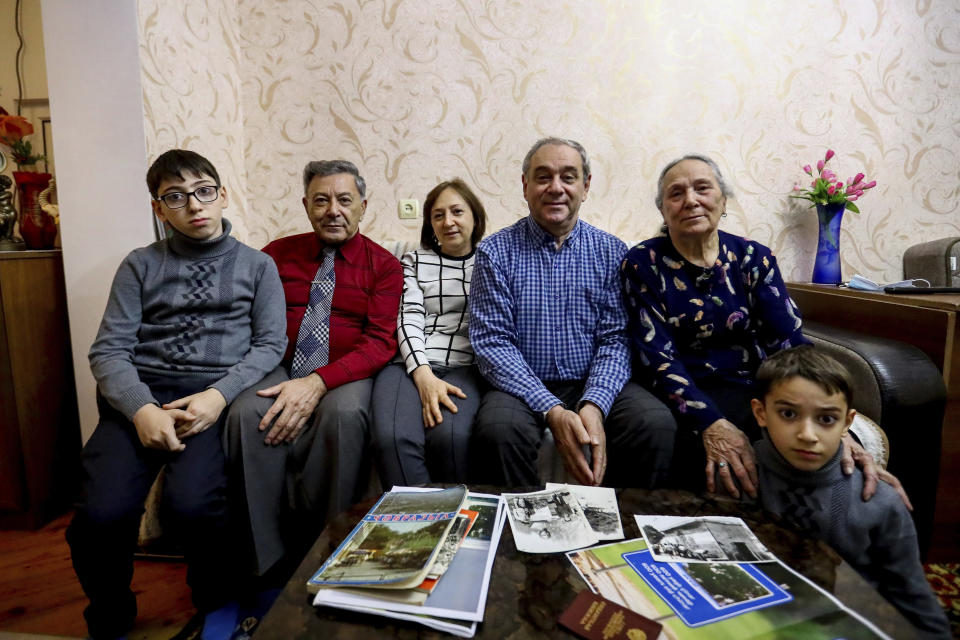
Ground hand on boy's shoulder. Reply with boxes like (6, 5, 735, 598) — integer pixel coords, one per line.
(132, 403, 187, 452)
(840, 434, 913, 511)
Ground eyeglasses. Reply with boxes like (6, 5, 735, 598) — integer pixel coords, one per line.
(156, 185, 220, 209)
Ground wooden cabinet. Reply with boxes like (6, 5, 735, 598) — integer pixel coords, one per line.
(0, 250, 79, 528)
(787, 282, 960, 561)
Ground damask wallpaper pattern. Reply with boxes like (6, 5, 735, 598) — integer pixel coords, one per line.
(138, 0, 960, 283)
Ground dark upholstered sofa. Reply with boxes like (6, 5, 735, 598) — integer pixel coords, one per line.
(802, 320, 946, 559)
(537, 320, 946, 559)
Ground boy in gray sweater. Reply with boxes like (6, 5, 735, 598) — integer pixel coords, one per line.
(751, 346, 950, 638)
(66, 149, 286, 640)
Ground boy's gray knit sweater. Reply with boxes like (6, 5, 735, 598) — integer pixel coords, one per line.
(755, 437, 950, 638)
(89, 218, 287, 420)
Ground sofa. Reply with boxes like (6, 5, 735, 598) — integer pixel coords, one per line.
(534, 320, 945, 557)
(382, 240, 947, 557)
(800, 320, 945, 559)
(138, 241, 947, 562)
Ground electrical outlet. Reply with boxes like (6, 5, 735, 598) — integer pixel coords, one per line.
(398, 198, 419, 219)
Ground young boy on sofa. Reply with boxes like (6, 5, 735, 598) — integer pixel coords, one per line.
(66, 149, 287, 640)
(751, 345, 949, 638)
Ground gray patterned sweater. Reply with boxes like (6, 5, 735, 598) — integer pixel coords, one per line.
(89, 218, 287, 420)
(755, 437, 950, 638)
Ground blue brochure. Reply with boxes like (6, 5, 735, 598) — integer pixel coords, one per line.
(623, 550, 792, 627)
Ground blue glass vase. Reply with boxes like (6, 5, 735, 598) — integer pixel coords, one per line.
(812, 202, 846, 284)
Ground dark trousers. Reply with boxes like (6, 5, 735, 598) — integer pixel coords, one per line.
(371, 363, 485, 487)
(66, 375, 231, 640)
(222, 365, 374, 576)
(470, 380, 677, 488)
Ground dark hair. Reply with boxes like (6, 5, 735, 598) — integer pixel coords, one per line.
(654, 153, 733, 210)
(755, 345, 854, 409)
(302, 160, 366, 198)
(420, 178, 487, 253)
(146, 149, 221, 199)
(522, 137, 591, 184)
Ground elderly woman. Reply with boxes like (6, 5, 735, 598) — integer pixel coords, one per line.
(621, 154, 900, 501)
(371, 178, 487, 486)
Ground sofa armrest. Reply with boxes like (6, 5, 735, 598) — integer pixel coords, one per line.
(802, 320, 946, 559)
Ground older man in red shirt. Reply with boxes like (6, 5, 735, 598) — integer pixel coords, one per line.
(225, 160, 402, 576)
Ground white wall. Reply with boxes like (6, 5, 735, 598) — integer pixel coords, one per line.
(41, 0, 153, 442)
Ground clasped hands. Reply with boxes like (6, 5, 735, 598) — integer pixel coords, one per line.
(703, 419, 912, 509)
(133, 387, 227, 451)
(546, 402, 606, 487)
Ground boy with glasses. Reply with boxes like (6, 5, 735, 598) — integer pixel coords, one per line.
(67, 149, 287, 639)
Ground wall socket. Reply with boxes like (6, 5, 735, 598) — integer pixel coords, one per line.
(398, 198, 419, 219)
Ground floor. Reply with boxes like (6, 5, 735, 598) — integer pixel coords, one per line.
(0, 512, 192, 639)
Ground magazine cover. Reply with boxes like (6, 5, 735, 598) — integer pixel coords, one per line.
(417, 509, 479, 593)
(313, 490, 507, 625)
(307, 485, 467, 591)
(566, 538, 892, 639)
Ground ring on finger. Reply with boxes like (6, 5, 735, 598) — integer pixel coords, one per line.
(717, 461, 727, 469)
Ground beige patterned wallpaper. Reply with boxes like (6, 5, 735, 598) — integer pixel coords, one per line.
(138, 0, 960, 283)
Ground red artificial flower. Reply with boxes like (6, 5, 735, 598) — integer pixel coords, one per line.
(0, 115, 34, 144)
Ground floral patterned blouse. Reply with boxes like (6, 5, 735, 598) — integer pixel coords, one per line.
(620, 230, 809, 433)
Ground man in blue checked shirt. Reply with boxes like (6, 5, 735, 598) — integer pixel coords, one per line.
(469, 137, 677, 488)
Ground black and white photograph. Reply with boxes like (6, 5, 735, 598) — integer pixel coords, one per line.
(634, 515, 775, 564)
(503, 488, 598, 553)
(545, 483, 623, 540)
(461, 495, 500, 548)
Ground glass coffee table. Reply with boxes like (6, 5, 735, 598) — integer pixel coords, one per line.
(254, 487, 916, 638)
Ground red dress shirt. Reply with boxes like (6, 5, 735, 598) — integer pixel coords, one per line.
(262, 231, 402, 390)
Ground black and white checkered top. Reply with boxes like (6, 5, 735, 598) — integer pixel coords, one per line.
(397, 248, 475, 372)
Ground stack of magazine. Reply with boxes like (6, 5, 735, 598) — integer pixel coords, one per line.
(308, 485, 506, 638)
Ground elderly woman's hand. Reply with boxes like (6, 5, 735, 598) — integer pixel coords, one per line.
(702, 419, 758, 499)
(840, 433, 913, 510)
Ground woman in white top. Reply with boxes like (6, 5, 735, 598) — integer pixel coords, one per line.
(371, 178, 488, 485)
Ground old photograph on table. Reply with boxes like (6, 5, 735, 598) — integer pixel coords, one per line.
(503, 487, 597, 553)
(460, 495, 500, 548)
(634, 515, 774, 563)
(545, 483, 623, 540)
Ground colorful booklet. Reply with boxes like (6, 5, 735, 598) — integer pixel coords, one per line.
(416, 508, 478, 594)
(307, 485, 467, 592)
(313, 489, 506, 633)
(567, 537, 892, 639)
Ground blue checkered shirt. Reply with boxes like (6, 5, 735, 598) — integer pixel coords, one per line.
(470, 217, 631, 415)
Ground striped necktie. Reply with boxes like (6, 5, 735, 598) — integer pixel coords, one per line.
(291, 247, 336, 378)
